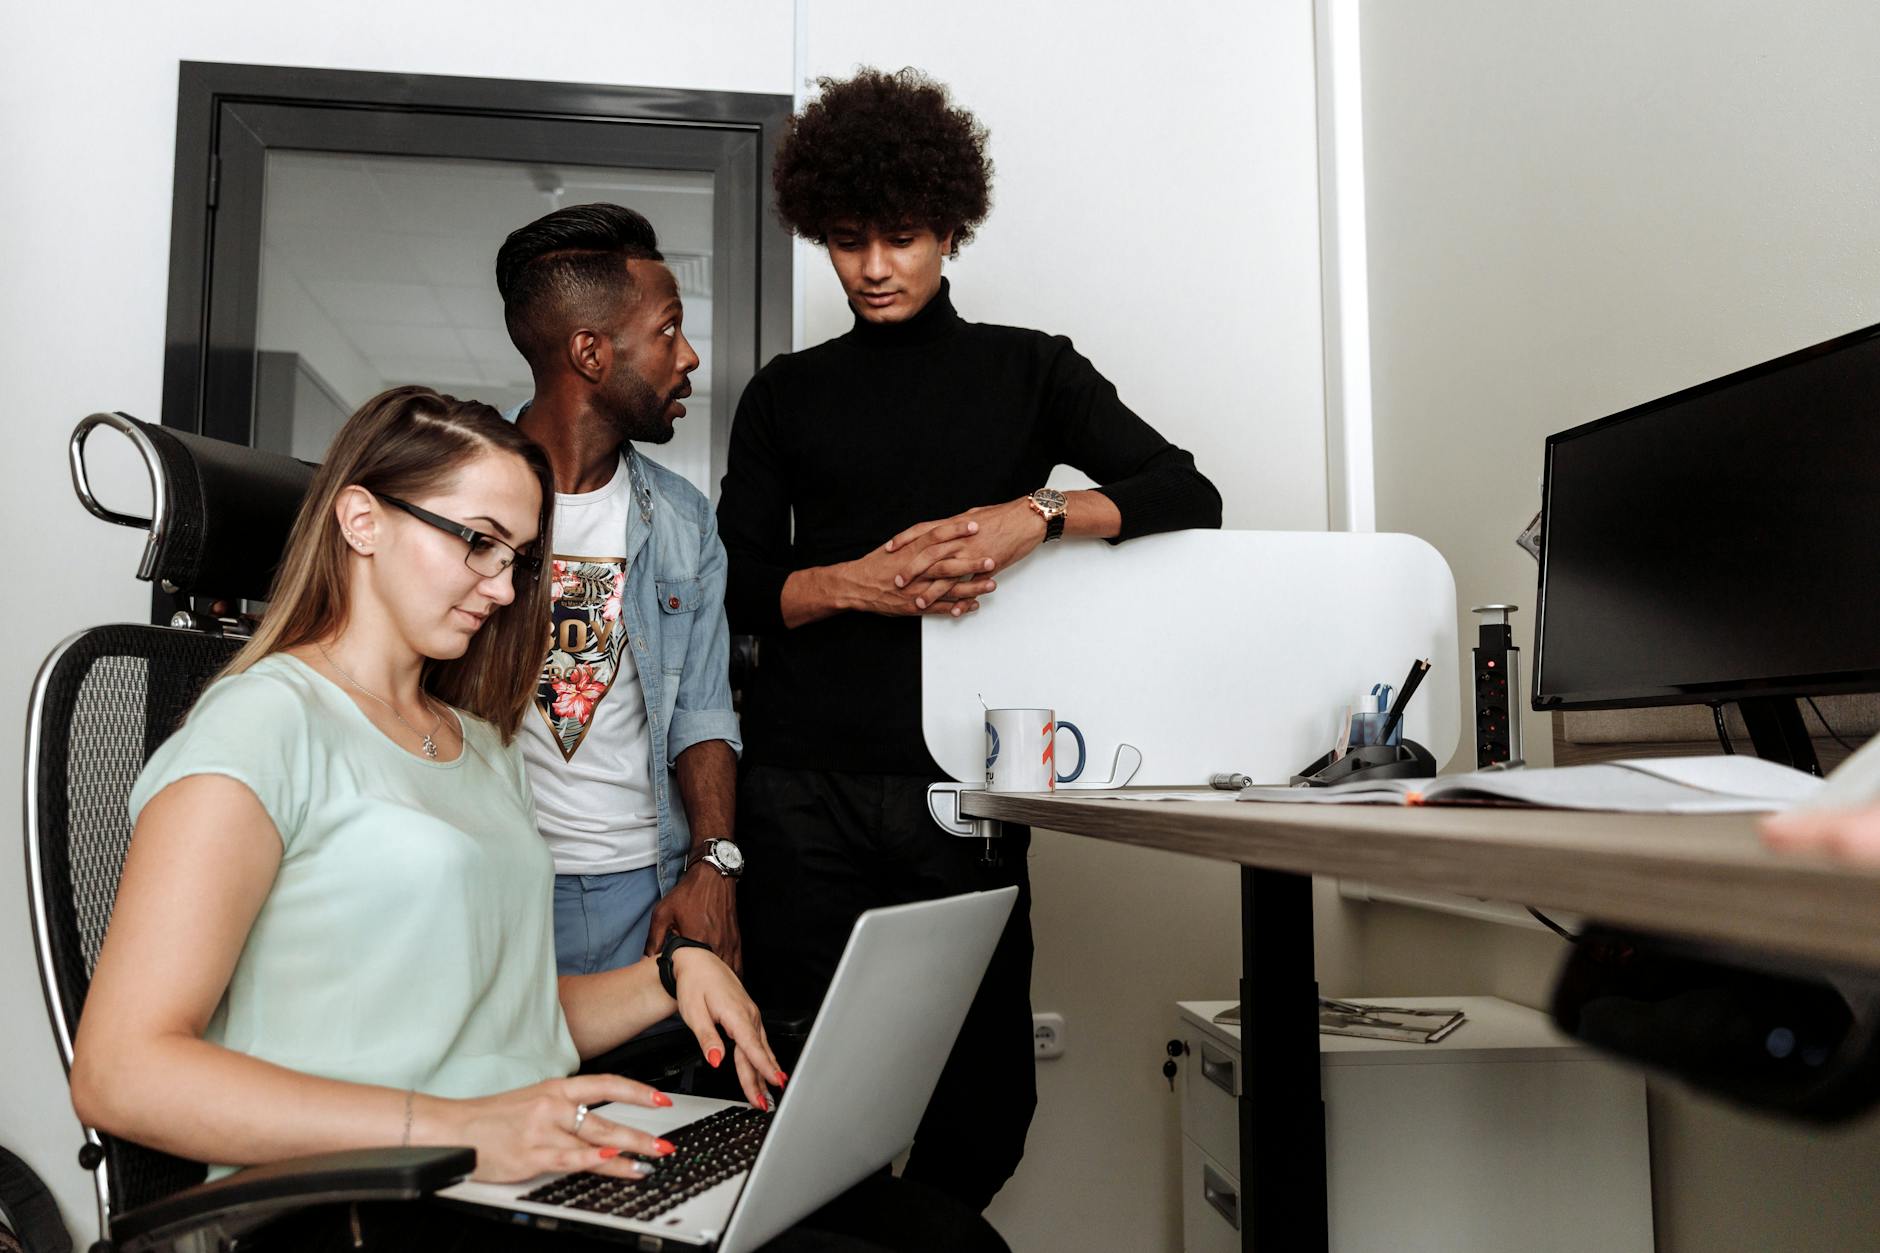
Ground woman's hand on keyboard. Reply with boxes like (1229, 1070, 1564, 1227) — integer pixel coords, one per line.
(671, 948, 787, 1111)
(430, 1074, 679, 1183)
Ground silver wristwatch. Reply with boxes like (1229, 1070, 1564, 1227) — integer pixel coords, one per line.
(687, 837, 744, 879)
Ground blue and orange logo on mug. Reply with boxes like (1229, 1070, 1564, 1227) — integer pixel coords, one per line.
(984, 708, 1086, 791)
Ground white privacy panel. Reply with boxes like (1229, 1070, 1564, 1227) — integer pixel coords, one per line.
(922, 530, 1459, 786)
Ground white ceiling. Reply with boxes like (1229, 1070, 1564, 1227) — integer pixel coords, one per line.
(258, 151, 715, 410)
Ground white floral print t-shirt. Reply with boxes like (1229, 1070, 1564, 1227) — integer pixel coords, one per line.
(518, 453, 659, 874)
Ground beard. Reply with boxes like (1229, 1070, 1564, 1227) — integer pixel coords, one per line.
(605, 365, 679, 445)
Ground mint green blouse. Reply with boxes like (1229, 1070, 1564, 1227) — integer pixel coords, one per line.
(129, 653, 579, 1122)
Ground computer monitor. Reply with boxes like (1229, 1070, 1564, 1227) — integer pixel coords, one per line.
(1532, 320, 1880, 774)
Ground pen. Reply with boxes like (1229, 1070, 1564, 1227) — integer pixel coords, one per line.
(1376, 658, 1431, 744)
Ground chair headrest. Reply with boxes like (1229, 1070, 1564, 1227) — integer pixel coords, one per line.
(71, 413, 315, 605)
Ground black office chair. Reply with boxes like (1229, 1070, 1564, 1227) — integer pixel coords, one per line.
(30, 412, 804, 1248)
(26, 414, 471, 1252)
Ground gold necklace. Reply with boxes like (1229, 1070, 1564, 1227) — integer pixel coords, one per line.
(317, 644, 450, 759)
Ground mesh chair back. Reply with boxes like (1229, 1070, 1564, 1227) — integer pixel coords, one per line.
(26, 624, 244, 1220)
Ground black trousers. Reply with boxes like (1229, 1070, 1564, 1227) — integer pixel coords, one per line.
(243, 1173, 1006, 1252)
(736, 766, 1037, 1213)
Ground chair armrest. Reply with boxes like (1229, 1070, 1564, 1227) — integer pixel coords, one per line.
(111, 1146, 474, 1253)
(760, 1010, 816, 1055)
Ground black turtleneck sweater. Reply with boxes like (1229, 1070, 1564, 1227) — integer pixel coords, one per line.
(717, 280, 1224, 775)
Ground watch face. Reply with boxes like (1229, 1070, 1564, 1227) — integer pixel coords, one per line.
(1030, 489, 1067, 515)
(710, 840, 745, 872)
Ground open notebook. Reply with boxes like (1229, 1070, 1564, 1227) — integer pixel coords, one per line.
(1238, 755, 1823, 814)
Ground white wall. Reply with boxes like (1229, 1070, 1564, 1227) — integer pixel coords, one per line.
(2, 3, 1332, 1249)
(1357, 2, 1880, 1249)
(801, 2, 1330, 535)
(1360, 0, 1880, 774)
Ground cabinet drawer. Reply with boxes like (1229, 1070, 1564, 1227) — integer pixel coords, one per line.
(1180, 1031, 1241, 1169)
(1181, 1136, 1243, 1253)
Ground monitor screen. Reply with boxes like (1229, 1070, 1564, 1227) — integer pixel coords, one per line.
(1533, 321, 1880, 711)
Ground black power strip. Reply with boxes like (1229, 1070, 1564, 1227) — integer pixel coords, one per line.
(1472, 605, 1522, 768)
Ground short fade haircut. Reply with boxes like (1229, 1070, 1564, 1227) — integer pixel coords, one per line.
(495, 203, 664, 370)
(772, 67, 993, 259)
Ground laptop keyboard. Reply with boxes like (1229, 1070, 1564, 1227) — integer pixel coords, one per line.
(519, 1106, 773, 1222)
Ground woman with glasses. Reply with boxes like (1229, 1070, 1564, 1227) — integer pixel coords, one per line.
(68, 387, 997, 1251)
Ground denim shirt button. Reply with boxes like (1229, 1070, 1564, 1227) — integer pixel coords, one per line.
(667, 595, 681, 610)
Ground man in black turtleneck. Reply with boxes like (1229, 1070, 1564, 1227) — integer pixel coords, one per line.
(717, 68, 1222, 1212)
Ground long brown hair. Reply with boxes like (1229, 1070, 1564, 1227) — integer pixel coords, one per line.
(224, 385, 554, 741)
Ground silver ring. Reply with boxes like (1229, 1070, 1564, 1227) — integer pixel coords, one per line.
(573, 1103, 590, 1135)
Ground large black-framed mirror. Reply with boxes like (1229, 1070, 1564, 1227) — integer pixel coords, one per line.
(158, 60, 793, 623)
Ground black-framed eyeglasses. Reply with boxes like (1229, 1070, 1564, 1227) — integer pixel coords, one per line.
(374, 493, 541, 583)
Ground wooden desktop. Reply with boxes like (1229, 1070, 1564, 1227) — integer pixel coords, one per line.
(961, 789, 1880, 1251)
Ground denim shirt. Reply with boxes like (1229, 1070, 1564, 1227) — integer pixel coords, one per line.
(506, 405, 741, 892)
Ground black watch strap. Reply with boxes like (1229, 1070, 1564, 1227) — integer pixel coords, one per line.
(657, 932, 715, 999)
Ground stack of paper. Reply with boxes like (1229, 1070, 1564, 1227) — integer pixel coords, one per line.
(1238, 755, 1823, 814)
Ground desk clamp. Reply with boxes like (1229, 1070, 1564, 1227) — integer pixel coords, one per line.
(926, 744, 1144, 865)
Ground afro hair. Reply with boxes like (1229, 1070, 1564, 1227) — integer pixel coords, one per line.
(772, 67, 993, 258)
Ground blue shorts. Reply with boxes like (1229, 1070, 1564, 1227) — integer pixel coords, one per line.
(552, 866, 660, 976)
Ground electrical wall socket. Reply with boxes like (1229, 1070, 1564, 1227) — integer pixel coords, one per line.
(1032, 1012, 1066, 1060)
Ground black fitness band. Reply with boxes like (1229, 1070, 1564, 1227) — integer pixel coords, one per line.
(657, 932, 715, 999)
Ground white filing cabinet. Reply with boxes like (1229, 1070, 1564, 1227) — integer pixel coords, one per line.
(1175, 997, 1653, 1253)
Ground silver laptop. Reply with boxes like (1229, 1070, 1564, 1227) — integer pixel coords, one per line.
(438, 886, 1018, 1252)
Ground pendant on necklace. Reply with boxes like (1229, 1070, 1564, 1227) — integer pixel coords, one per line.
(422, 735, 438, 759)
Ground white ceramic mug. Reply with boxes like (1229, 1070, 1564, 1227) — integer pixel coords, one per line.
(984, 707, 1087, 792)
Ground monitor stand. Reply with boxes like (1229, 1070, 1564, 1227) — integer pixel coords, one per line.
(1738, 696, 1823, 777)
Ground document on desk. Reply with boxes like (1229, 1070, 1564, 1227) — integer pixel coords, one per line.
(1315, 999, 1467, 1044)
(1071, 790, 1245, 802)
(1237, 755, 1824, 814)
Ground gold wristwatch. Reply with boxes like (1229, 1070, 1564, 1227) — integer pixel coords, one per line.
(1026, 488, 1068, 543)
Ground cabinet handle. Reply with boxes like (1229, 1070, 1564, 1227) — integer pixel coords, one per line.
(1199, 1041, 1236, 1095)
(1202, 1162, 1241, 1230)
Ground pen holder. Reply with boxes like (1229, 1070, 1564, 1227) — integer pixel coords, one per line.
(1348, 710, 1404, 749)
(1290, 740, 1437, 788)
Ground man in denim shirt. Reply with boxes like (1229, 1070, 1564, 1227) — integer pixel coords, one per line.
(496, 204, 744, 979)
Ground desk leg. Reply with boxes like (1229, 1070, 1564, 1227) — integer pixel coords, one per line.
(1238, 866, 1328, 1251)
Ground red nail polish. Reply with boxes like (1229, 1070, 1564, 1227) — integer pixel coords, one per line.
(654, 1139, 676, 1156)
(707, 1047, 723, 1069)
(598, 1147, 620, 1160)
(775, 1070, 788, 1085)
(756, 1093, 768, 1111)
(652, 1091, 673, 1107)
